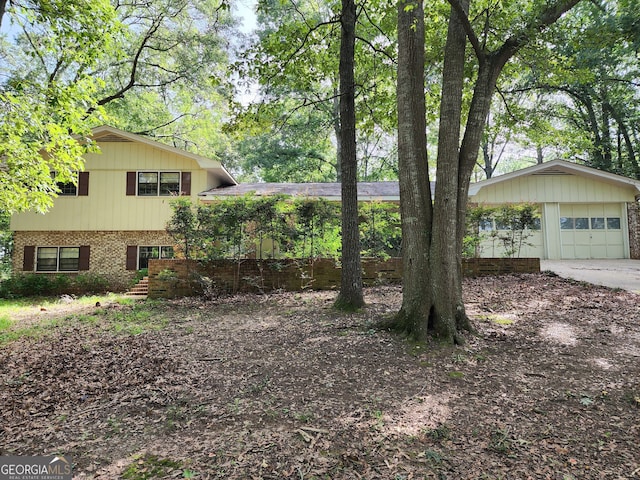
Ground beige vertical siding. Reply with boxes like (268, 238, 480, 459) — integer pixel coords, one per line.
(471, 174, 638, 204)
(11, 140, 220, 232)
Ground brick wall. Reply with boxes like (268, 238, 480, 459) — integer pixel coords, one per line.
(13, 230, 174, 290)
(148, 257, 540, 298)
(627, 202, 640, 259)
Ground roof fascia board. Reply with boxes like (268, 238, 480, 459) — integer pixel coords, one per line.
(469, 159, 640, 195)
(91, 125, 237, 185)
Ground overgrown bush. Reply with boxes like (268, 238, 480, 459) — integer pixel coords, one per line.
(464, 203, 541, 258)
(0, 211, 13, 279)
(168, 195, 353, 261)
(169, 196, 540, 262)
(359, 202, 401, 258)
(0, 273, 109, 298)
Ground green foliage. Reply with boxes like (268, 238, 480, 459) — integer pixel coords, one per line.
(0, 211, 12, 278)
(0, 273, 109, 298)
(291, 198, 340, 259)
(1, 0, 120, 213)
(100, 0, 237, 161)
(359, 202, 401, 258)
(232, 0, 398, 183)
(465, 204, 540, 258)
(495, 1, 640, 177)
(167, 195, 402, 261)
(166, 197, 199, 260)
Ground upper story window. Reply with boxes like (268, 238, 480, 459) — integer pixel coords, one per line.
(57, 178, 77, 196)
(51, 171, 89, 196)
(136, 171, 182, 196)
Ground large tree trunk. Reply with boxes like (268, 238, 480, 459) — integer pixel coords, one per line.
(334, 0, 364, 310)
(429, 0, 470, 344)
(394, 0, 432, 338)
(333, 88, 343, 182)
(392, 0, 582, 344)
(0, 0, 7, 28)
(453, 62, 502, 334)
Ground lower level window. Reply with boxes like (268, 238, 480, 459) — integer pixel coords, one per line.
(138, 246, 174, 269)
(36, 247, 80, 272)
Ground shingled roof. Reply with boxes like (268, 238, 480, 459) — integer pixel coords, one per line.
(200, 181, 403, 201)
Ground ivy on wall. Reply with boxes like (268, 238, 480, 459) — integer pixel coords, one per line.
(168, 196, 539, 261)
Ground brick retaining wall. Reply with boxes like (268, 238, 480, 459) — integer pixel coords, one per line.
(148, 257, 540, 298)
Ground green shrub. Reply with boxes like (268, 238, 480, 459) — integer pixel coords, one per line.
(72, 273, 109, 294)
(0, 273, 109, 298)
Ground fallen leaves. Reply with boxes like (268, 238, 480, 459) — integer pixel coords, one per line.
(0, 274, 639, 479)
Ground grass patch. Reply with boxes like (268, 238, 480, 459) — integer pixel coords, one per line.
(107, 302, 167, 335)
(0, 316, 12, 331)
(0, 323, 51, 345)
(121, 454, 190, 480)
(479, 314, 514, 326)
(0, 295, 168, 346)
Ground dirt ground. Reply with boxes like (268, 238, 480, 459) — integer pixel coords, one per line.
(1, 273, 639, 479)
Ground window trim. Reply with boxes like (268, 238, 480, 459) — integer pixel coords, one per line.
(137, 171, 181, 197)
(136, 245, 175, 270)
(35, 246, 81, 273)
(127, 171, 191, 196)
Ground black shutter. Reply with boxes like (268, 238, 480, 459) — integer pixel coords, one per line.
(126, 172, 137, 196)
(78, 246, 90, 270)
(23, 246, 35, 271)
(181, 171, 191, 195)
(126, 246, 138, 270)
(78, 172, 89, 196)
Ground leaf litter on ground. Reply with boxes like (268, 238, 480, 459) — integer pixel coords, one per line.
(0, 273, 639, 479)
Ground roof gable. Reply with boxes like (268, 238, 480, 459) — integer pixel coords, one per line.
(91, 126, 237, 186)
(469, 160, 640, 196)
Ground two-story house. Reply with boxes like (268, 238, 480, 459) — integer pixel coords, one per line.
(10, 126, 640, 291)
(10, 125, 236, 290)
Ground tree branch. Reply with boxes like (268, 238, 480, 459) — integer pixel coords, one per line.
(495, 0, 582, 67)
(94, 14, 165, 107)
(447, 0, 482, 58)
(355, 35, 396, 63)
(132, 113, 195, 136)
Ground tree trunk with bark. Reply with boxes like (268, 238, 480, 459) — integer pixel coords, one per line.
(391, 0, 582, 343)
(429, 0, 471, 344)
(334, 0, 364, 310)
(0, 0, 7, 28)
(393, 0, 432, 338)
(333, 89, 343, 182)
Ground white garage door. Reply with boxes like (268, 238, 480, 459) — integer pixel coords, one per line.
(559, 204, 625, 259)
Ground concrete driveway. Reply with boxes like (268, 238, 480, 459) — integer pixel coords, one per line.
(540, 259, 640, 293)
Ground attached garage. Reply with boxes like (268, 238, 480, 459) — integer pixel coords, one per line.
(469, 160, 640, 260)
(558, 203, 626, 259)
